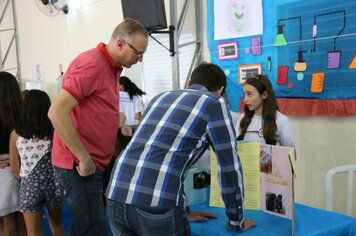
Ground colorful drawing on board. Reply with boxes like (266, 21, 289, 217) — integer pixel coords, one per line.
(217, 42, 238, 60)
(227, 0, 249, 32)
(311, 72, 325, 93)
(251, 37, 262, 55)
(238, 64, 262, 84)
(277, 66, 288, 85)
(297, 72, 304, 81)
(349, 55, 356, 69)
(214, 0, 263, 40)
(327, 51, 341, 69)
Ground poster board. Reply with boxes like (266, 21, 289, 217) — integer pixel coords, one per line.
(209, 143, 296, 232)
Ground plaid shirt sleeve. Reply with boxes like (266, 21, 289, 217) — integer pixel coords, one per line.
(207, 97, 245, 229)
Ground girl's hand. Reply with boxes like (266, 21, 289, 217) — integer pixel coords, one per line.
(121, 127, 133, 137)
(0, 159, 9, 169)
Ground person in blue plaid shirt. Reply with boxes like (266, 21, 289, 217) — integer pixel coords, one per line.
(106, 62, 255, 235)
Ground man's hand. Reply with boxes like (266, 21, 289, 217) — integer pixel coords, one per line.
(76, 158, 96, 176)
(241, 219, 256, 231)
(227, 219, 256, 232)
(188, 212, 218, 222)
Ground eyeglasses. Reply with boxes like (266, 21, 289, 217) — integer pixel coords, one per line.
(122, 39, 145, 57)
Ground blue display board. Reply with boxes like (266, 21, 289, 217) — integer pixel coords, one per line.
(207, 0, 356, 112)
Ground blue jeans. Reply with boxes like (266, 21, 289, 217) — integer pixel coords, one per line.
(54, 166, 107, 236)
(106, 200, 191, 236)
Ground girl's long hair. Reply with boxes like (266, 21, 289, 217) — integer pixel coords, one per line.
(16, 90, 53, 140)
(0, 72, 22, 134)
(237, 75, 279, 145)
(119, 76, 146, 100)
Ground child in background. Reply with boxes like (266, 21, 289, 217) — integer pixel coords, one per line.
(0, 71, 26, 236)
(9, 90, 65, 236)
(116, 76, 146, 155)
(236, 75, 294, 146)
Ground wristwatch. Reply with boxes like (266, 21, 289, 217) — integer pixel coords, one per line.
(226, 220, 245, 232)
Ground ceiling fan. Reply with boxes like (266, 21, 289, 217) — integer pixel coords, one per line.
(34, 0, 69, 17)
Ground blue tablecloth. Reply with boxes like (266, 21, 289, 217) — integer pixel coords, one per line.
(42, 200, 355, 235)
(190, 203, 356, 236)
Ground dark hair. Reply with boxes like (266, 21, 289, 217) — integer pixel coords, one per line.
(16, 90, 53, 140)
(188, 62, 226, 93)
(0, 71, 22, 134)
(119, 76, 146, 100)
(21, 89, 30, 98)
(237, 75, 279, 145)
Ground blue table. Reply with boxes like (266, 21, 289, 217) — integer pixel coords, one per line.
(190, 203, 356, 236)
(42, 201, 355, 235)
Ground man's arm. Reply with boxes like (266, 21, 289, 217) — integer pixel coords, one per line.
(207, 98, 255, 232)
(48, 89, 95, 176)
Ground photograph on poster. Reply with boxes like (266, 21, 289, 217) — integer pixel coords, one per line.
(217, 42, 238, 60)
(238, 64, 262, 84)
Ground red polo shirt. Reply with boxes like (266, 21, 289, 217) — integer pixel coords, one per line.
(52, 43, 122, 171)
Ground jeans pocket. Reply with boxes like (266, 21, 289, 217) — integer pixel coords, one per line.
(53, 167, 70, 189)
(137, 208, 175, 236)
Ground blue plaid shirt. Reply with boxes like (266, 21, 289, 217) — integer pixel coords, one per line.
(106, 84, 245, 225)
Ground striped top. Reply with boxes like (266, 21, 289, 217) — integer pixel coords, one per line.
(106, 84, 245, 225)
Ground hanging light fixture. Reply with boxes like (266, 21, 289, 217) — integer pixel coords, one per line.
(273, 24, 288, 47)
(274, 16, 308, 72)
(294, 50, 307, 72)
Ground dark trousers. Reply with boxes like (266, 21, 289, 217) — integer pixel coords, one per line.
(53, 166, 106, 236)
(106, 200, 191, 236)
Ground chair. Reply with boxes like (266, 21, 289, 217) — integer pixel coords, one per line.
(325, 165, 356, 216)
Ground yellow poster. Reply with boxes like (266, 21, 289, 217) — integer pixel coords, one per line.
(209, 149, 225, 207)
(238, 143, 261, 210)
(209, 143, 261, 209)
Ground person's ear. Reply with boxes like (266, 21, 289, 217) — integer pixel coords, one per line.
(215, 86, 224, 96)
(261, 91, 268, 100)
(117, 39, 125, 49)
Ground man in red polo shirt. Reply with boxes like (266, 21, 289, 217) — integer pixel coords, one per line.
(48, 18, 148, 236)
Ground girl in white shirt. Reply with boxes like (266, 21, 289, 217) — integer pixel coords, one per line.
(118, 76, 146, 127)
(116, 76, 146, 155)
(9, 90, 64, 235)
(236, 75, 294, 147)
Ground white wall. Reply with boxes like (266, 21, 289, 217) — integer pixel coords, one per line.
(11, 0, 356, 217)
(16, 0, 125, 99)
(291, 116, 356, 215)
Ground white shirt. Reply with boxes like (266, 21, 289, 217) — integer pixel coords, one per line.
(16, 137, 52, 177)
(235, 111, 295, 147)
(119, 91, 144, 126)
